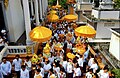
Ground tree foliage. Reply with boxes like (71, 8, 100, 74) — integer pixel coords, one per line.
(114, 0, 120, 9)
(48, 0, 68, 9)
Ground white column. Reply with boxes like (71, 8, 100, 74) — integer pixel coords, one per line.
(22, 0, 32, 45)
(34, 0, 39, 26)
(39, 0, 42, 19)
(30, 0, 34, 16)
(41, 0, 45, 16)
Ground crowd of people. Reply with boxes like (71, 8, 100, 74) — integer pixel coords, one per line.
(0, 7, 116, 78)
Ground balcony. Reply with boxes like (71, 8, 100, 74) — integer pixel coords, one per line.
(0, 45, 33, 62)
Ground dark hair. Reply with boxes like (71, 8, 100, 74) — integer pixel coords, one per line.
(36, 69, 40, 73)
(2, 57, 6, 60)
(21, 65, 26, 68)
(103, 67, 109, 71)
(15, 54, 20, 58)
(25, 56, 30, 59)
(89, 69, 93, 73)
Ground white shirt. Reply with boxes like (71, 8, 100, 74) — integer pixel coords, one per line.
(53, 66, 60, 74)
(43, 63, 51, 71)
(98, 70, 109, 78)
(20, 69, 29, 78)
(73, 68, 81, 77)
(62, 61, 67, 72)
(1, 61, 12, 75)
(86, 72, 92, 78)
(78, 58, 83, 67)
(67, 62, 73, 73)
(90, 63, 98, 73)
(24, 60, 32, 71)
(88, 58, 94, 67)
(39, 68, 44, 77)
(12, 58, 22, 71)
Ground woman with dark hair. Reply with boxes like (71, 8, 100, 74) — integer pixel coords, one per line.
(73, 63, 81, 78)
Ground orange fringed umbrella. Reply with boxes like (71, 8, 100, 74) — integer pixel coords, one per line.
(62, 14, 78, 22)
(75, 25, 96, 38)
(47, 14, 59, 22)
(29, 26, 52, 43)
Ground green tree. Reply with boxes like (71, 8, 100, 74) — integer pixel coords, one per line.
(114, 0, 120, 9)
(48, 0, 68, 9)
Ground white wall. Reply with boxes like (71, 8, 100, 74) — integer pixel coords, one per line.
(100, 11, 119, 19)
(92, 9, 99, 18)
(109, 33, 120, 61)
(5, 0, 25, 42)
(96, 22, 120, 38)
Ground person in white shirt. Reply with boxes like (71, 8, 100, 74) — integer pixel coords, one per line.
(53, 62, 60, 76)
(12, 55, 22, 78)
(1, 57, 12, 78)
(0, 63, 3, 78)
(20, 65, 29, 78)
(58, 68, 66, 78)
(43, 59, 51, 78)
(37, 63, 44, 77)
(24, 56, 32, 78)
(98, 67, 109, 78)
(88, 55, 94, 67)
(66, 59, 73, 78)
(34, 69, 42, 78)
(85, 69, 93, 78)
(61, 57, 67, 72)
(77, 55, 84, 68)
(73, 63, 81, 78)
(90, 59, 98, 73)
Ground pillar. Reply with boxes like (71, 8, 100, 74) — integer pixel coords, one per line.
(39, 0, 42, 20)
(22, 0, 32, 45)
(30, 0, 34, 16)
(78, 11, 80, 22)
(34, 0, 39, 26)
(41, 0, 45, 16)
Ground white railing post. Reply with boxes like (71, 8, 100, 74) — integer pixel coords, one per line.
(0, 46, 7, 62)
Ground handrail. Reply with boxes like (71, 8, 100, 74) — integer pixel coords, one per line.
(0, 46, 27, 62)
(0, 46, 7, 62)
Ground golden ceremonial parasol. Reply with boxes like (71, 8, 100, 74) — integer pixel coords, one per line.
(49, 10, 57, 14)
(29, 26, 52, 43)
(47, 14, 59, 22)
(75, 25, 96, 38)
(67, 53, 75, 59)
(62, 14, 78, 22)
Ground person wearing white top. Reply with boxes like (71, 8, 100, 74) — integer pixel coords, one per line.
(34, 69, 42, 78)
(90, 59, 98, 73)
(43, 60, 51, 78)
(88, 55, 94, 67)
(12, 55, 22, 78)
(67, 59, 73, 78)
(0, 64, 3, 78)
(1, 57, 12, 78)
(85, 69, 93, 78)
(24, 56, 32, 78)
(61, 58, 67, 72)
(53, 63, 60, 76)
(73, 63, 81, 78)
(98, 67, 109, 78)
(37, 63, 44, 77)
(77, 55, 84, 68)
(20, 65, 29, 78)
